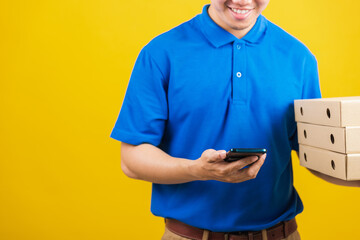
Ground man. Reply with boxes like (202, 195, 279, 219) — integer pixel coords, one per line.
(111, 1, 360, 239)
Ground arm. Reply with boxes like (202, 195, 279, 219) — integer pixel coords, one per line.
(121, 142, 266, 184)
(307, 169, 360, 187)
(295, 152, 360, 187)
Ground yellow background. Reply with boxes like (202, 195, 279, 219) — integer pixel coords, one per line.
(1, 0, 359, 239)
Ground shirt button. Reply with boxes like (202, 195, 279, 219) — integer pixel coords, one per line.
(237, 44, 241, 50)
(236, 72, 242, 78)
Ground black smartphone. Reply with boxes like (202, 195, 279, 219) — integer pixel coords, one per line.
(224, 148, 267, 162)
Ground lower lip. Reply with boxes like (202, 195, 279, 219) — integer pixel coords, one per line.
(228, 7, 252, 20)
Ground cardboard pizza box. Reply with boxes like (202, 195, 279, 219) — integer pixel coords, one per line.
(297, 122, 360, 154)
(299, 144, 360, 181)
(295, 96, 360, 127)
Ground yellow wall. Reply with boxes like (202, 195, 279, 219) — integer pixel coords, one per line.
(1, 0, 359, 239)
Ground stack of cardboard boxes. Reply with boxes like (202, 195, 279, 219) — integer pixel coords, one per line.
(294, 97, 360, 181)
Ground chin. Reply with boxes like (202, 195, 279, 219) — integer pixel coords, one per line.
(229, 23, 251, 31)
(231, 18, 257, 30)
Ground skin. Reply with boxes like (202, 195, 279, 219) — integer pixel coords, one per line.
(121, 142, 266, 184)
(308, 169, 360, 187)
(208, 0, 270, 39)
(120, 0, 360, 187)
(121, 143, 360, 187)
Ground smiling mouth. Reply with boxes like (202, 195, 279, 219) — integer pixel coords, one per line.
(229, 7, 251, 14)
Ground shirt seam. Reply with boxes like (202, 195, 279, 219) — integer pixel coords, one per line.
(146, 50, 167, 81)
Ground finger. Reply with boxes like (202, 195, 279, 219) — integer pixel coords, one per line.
(218, 156, 259, 180)
(227, 154, 266, 182)
(209, 150, 227, 163)
(226, 155, 260, 170)
(209, 153, 266, 182)
(241, 154, 266, 177)
(202, 149, 216, 160)
(252, 153, 266, 167)
(246, 153, 266, 170)
(203, 149, 226, 163)
(218, 150, 227, 160)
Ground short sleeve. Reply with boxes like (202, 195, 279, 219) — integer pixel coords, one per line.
(290, 54, 322, 151)
(301, 54, 322, 100)
(110, 47, 168, 146)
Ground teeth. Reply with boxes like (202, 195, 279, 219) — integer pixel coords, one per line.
(231, 8, 250, 14)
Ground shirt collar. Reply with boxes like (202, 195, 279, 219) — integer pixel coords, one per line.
(198, 4, 268, 48)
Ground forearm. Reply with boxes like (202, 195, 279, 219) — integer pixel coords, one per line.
(120, 142, 199, 184)
(308, 169, 360, 187)
(121, 142, 265, 184)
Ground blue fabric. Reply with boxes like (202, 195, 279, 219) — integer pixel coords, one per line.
(111, 5, 321, 232)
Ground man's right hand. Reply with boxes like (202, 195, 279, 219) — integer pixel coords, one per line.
(192, 149, 266, 183)
(121, 143, 266, 184)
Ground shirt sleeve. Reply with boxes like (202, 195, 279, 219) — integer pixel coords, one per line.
(290, 54, 322, 151)
(110, 47, 168, 146)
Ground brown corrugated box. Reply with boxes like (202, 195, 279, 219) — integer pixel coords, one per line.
(297, 122, 360, 154)
(295, 96, 360, 181)
(295, 96, 360, 127)
(299, 144, 360, 181)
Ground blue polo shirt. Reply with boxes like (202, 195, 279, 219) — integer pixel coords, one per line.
(111, 5, 321, 232)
